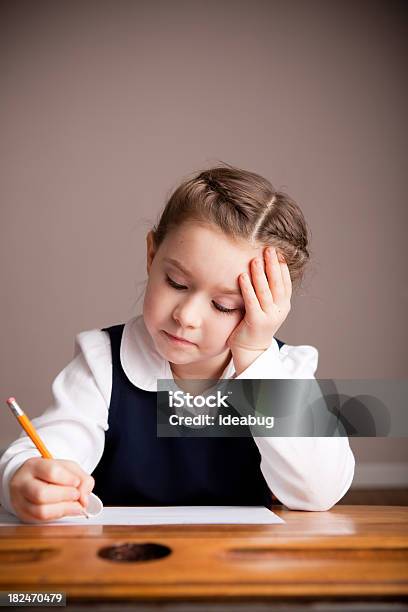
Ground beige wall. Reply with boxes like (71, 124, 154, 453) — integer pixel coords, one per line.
(1, 0, 407, 486)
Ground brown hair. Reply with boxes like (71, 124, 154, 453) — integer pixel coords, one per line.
(151, 162, 311, 291)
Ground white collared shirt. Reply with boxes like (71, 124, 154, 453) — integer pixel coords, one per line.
(0, 315, 355, 515)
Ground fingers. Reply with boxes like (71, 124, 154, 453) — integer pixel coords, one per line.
(264, 247, 287, 304)
(279, 255, 293, 301)
(56, 460, 95, 508)
(30, 458, 94, 507)
(30, 458, 81, 487)
(10, 458, 96, 523)
(18, 500, 86, 523)
(238, 273, 260, 321)
(243, 247, 291, 314)
(250, 256, 275, 312)
(19, 479, 81, 505)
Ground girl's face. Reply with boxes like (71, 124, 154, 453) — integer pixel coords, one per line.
(143, 221, 263, 378)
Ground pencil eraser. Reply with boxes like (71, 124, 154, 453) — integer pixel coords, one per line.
(6, 397, 16, 404)
(84, 492, 103, 517)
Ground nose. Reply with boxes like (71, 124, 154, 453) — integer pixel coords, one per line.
(172, 295, 202, 329)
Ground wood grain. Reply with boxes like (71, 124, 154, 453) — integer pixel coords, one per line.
(0, 505, 407, 602)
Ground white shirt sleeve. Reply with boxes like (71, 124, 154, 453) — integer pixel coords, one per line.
(0, 330, 112, 516)
(235, 339, 355, 511)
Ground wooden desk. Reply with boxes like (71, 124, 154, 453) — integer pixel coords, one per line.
(0, 505, 407, 609)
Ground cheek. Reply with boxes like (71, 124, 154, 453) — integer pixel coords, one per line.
(142, 278, 162, 322)
(143, 277, 176, 321)
(211, 312, 242, 341)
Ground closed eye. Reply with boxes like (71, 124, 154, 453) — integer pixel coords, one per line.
(166, 275, 187, 291)
(165, 275, 238, 315)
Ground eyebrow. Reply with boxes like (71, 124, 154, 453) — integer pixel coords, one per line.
(163, 257, 242, 296)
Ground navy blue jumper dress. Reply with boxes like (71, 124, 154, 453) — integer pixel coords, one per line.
(91, 324, 285, 507)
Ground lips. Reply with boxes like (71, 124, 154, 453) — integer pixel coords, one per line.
(163, 331, 195, 345)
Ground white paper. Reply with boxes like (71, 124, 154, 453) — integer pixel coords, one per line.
(0, 505, 284, 525)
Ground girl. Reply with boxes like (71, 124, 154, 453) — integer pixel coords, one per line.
(0, 164, 355, 522)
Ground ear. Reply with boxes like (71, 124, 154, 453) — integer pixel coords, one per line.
(146, 231, 157, 275)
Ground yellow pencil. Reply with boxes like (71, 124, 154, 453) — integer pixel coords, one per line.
(6, 397, 89, 519)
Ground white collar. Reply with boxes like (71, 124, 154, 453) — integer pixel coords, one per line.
(120, 315, 236, 391)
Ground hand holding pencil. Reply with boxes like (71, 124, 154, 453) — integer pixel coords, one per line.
(6, 397, 95, 523)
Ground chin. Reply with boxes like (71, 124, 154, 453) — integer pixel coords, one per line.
(159, 346, 195, 363)
(167, 356, 193, 365)
(152, 331, 189, 361)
